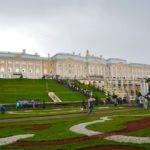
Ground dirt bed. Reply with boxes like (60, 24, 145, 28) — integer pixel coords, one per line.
(83, 145, 144, 150)
(0, 124, 52, 131)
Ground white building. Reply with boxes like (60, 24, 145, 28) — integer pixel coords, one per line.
(0, 50, 150, 80)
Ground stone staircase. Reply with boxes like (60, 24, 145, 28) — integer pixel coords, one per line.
(48, 92, 62, 103)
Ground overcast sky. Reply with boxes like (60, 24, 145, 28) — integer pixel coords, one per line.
(0, 0, 150, 64)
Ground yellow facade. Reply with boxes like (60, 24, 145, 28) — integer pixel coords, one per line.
(0, 50, 150, 79)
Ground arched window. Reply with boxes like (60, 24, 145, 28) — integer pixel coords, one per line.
(15, 68, 19, 72)
(8, 67, 12, 72)
(0, 67, 5, 72)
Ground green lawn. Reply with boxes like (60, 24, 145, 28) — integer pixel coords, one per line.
(0, 79, 86, 104)
(0, 108, 150, 150)
(0, 106, 132, 119)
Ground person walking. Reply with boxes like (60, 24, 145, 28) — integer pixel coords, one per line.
(16, 100, 20, 109)
(0, 105, 6, 114)
(88, 96, 95, 114)
(138, 95, 144, 107)
(32, 100, 36, 109)
(144, 97, 148, 109)
(147, 93, 150, 108)
(81, 100, 86, 112)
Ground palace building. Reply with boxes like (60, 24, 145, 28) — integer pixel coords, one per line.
(0, 49, 150, 80)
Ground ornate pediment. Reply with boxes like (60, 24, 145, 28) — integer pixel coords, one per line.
(14, 55, 22, 60)
(67, 57, 73, 64)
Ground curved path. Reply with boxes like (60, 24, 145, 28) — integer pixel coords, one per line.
(70, 117, 111, 136)
(105, 135, 150, 144)
(0, 134, 34, 146)
(70, 114, 150, 144)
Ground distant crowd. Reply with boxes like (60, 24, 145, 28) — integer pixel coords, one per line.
(57, 78, 133, 105)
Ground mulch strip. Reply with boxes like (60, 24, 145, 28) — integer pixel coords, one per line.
(112, 117, 150, 134)
(82, 145, 145, 150)
(0, 124, 52, 131)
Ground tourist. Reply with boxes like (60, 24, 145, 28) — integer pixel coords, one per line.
(88, 96, 95, 114)
(81, 100, 86, 112)
(146, 93, 150, 108)
(126, 95, 131, 104)
(112, 94, 118, 106)
(144, 97, 148, 109)
(32, 100, 36, 109)
(16, 100, 20, 109)
(0, 105, 6, 114)
(138, 95, 144, 107)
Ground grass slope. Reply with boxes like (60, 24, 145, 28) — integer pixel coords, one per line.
(0, 79, 86, 104)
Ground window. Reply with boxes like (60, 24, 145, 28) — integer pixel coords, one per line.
(8, 60, 12, 64)
(0, 74, 4, 78)
(15, 61, 19, 64)
(0, 60, 5, 63)
(36, 69, 40, 74)
(8, 67, 12, 72)
(68, 69, 71, 74)
(44, 69, 47, 74)
(8, 75, 12, 78)
(22, 69, 26, 72)
(22, 61, 26, 65)
(58, 64, 62, 67)
(15, 68, 19, 72)
(0, 67, 5, 72)
(29, 69, 32, 73)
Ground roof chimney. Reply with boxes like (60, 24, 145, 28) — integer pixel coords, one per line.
(22, 49, 26, 54)
(86, 49, 90, 56)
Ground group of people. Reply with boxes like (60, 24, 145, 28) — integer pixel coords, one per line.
(137, 93, 150, 109)
(16, 100, 41, 109)
(81, 96, 95, 114)
(106, 94, 131, 106)
(57, 79, 98, 99)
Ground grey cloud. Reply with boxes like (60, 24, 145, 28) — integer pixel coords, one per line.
(0, 0, 150, 64)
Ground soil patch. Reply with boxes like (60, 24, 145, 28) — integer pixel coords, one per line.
(9, 117, 150, 148)
(0, 124, 52, 131)
(9, 135, 100, 147)
(112, 117, 150, 134)
(82, 145, 144, 150)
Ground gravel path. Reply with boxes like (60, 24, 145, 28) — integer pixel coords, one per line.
(105, 135, 150, 144)
(48, 92, 62, 103)
(70, 114, 150, 144)
(0, 134, 34, 146)
(70, 117, 111, 136)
